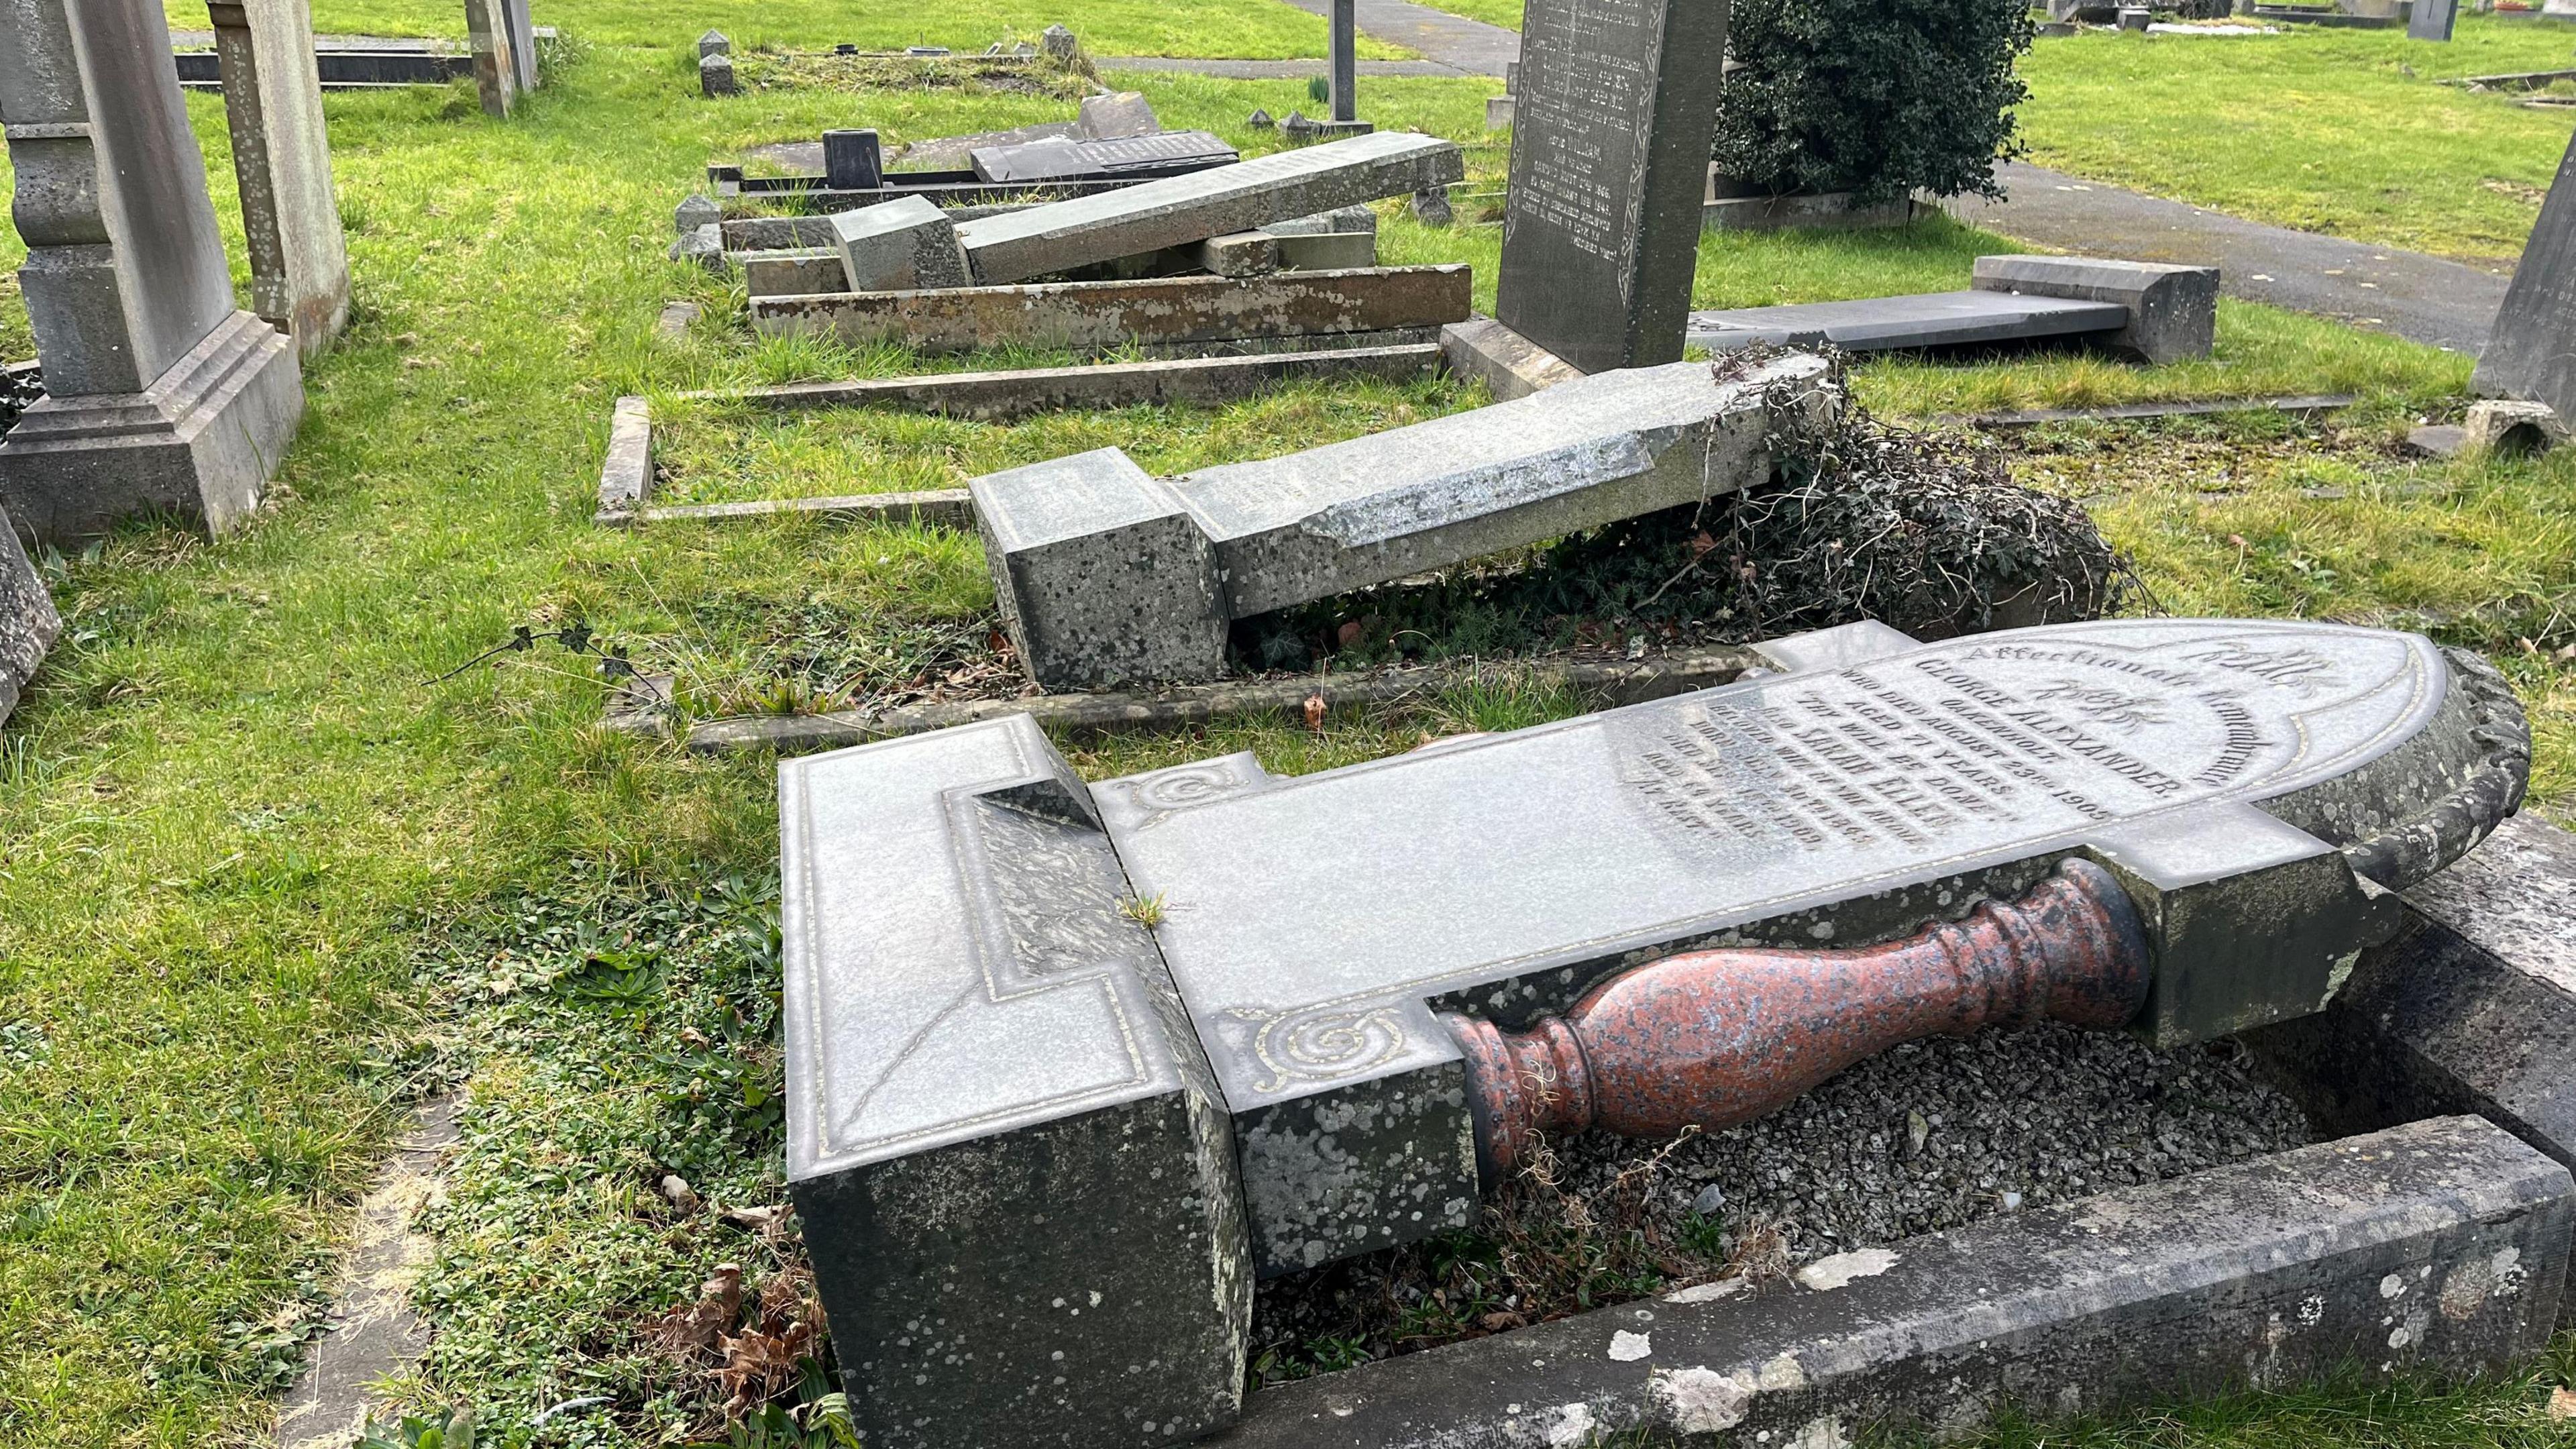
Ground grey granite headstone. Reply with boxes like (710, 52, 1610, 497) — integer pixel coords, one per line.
(829, 196, 972, 293)
(208, 0, 352, 358)
(955, 131, 1462, 284)
(1495, 0, 1732, 374)
(0, 518, 60, 728)
(783, 714, 1250, 1448)
(698, 51, 735, 97)
(1687, 255, 2218, 363)
(967, 129, 1238, 186)
(786, 616, 2518, 1442)
(0, 0, 304, 543)
(2409, 0, 2459, 37)
(1970, 255, 2219, 364)
(1330, 0, 1359, 123)
(823, 129, 881, 192)
(972, 354, 1839, 688)
(2475, 131, 2576, 418)
(502, 0, 538, 92)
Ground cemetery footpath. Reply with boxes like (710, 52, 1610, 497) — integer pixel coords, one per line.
(0, 3, 2567, 1447)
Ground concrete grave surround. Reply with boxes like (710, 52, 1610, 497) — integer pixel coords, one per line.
(1687, 256, 2218, 364)
(973, 354, 1839, 689)
(786, 616, 2525, 1446)
(1497, 0, 1732, 374)
(208, 0, 352, 357)
(0, 0, 304, 544)
(2473, 129, 2576, 416)
(828, 196, 972, 293)
(953, 131, 1462, 284)
(1219, 1117, 2571, 1447)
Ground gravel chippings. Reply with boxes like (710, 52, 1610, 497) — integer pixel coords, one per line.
(1249, 1023, 2314, 1384)
(1555, 1022, 2314, 1263)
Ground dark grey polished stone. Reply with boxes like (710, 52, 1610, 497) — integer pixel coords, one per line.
(1690, 291, 2129, 354)
(2476, 129, 2576, 418)
(1495, 0, 1732, 374)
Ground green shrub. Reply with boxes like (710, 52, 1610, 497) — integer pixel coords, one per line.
(1711, 0, 2036, 203)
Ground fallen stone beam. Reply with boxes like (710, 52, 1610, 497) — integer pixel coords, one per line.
(1216, 1116, 2573, 1448)
(1688, 256, 2220, 366)
(749, 264, 1470, 354)
(955, 131, 1462, 284)
(972, 353, 1839, 689)
(677, 343, 1440, 423)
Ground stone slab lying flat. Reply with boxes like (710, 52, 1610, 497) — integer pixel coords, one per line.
(1214, 1116, 2573, 1447)
(973, 355, 1839, 687)
(679, 344, 1440, 423)
(1974, 254, 2220, 365)
(955, 131, 1463, 284)
(749, 264, 1471, 354)
(1688, 290, 2130, 354)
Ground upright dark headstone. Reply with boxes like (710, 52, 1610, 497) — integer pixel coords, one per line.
(823, 128, 883, 191)
(1329, 0, 1358, 123)
(1495, 0, 1731, 375)
(2474, 131, 2576, 418)
(2408, 0, 2459, 36)
(0, 0, 304, 543)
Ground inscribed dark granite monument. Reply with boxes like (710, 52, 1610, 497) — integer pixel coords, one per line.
(2475, 130, 2576, 420)
(0, 0, 305, 543)
(784, 616, 2530, 1449)
(1493, 0, 1733, 374)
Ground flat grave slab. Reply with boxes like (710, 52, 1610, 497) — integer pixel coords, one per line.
(1689, 290, 2131, 354)
(784, 615, 2530, 1446)
(970, 129, 1239, 184)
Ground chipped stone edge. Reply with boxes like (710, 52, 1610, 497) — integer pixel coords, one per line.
(593, 395, 653, 527)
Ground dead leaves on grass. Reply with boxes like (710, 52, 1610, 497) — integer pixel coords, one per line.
(649, 1256, 828, 1428)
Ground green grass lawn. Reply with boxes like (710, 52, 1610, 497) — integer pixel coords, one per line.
(0, 11, 2571, 1449)
(2019, 17, 2576, 260)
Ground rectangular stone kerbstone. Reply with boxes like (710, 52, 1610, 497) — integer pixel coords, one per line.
(1972, 255, 2220, 365)
(782, 715, 1251, 1448)
(955, 131, 1462, 284)
(1497, 0, 1731, 374)
(1215, 1116, 2572, 1446)
(1199, 231, 1281, 277)
(829, 195, 971, 293)
(742, 250, 847, 298)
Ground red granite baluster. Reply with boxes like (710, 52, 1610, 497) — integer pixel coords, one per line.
(1442, 858, 2152, 1183)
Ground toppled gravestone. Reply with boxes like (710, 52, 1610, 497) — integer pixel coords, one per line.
(953, 130, 1462, 284)
(782, 614, 2530, 1449)
(830, 196, 973, 292)
(973, 354, 1841, 690)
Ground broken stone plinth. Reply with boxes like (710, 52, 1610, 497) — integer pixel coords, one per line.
(829, 197, 973, 293)
(1221, 1117, 2572, 1447)
(0, 0, 304, 544)
(208, 0, 353, 357)
(0, 519, 61, 727)
(1971, 255, 2220, 365)
(954, 131, 1463, 285)
(2461, 398, 2569, 455)
(973, 354, 1840, 690)
(1077, 90, 1160, 140)
(785, 616, 2530, 1446)
(782, 714, 1250, 1449)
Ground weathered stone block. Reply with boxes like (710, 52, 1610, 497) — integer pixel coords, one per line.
(829, 197, 971, 294)
(822, 128, 882, 192)
(2461, 398, 2568, 455)
(1218, 1117, 2573, 1446)
(674, 193, 722, 234)
(696, 28, 729, 56)
(1198, 231, 1281, 278)
(971, 449, 1229, 690)
(743, 250, 848, 298)
(1972, 254, 2220, 364)
(782, 716, 1251, 1448)
(698, 52, 735, 97)
(1277, 230, 1377, 271)
(1438, 315, 1584, 400)
(955, 131, 1463, 285)
(0, 511, 60, 728)
(1077, 90, 1161, 140)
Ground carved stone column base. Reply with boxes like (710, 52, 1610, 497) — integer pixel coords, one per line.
(0, 311, 303, 543)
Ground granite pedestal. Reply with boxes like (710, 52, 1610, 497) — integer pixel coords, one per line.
(0, 0, 304, 543)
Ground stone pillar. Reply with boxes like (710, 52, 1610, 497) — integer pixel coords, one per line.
(1328, 0, 1358, 123)
(463, 0, 517, 117)
(207, 0, 351, 358)
(502, 0, 538, 91)
(0, 0, 305, 543)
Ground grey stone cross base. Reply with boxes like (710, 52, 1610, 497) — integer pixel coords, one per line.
(0, 0, 303, 545)
(783, 616, 2531, 1447)
(971, 354, 1842, 690)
